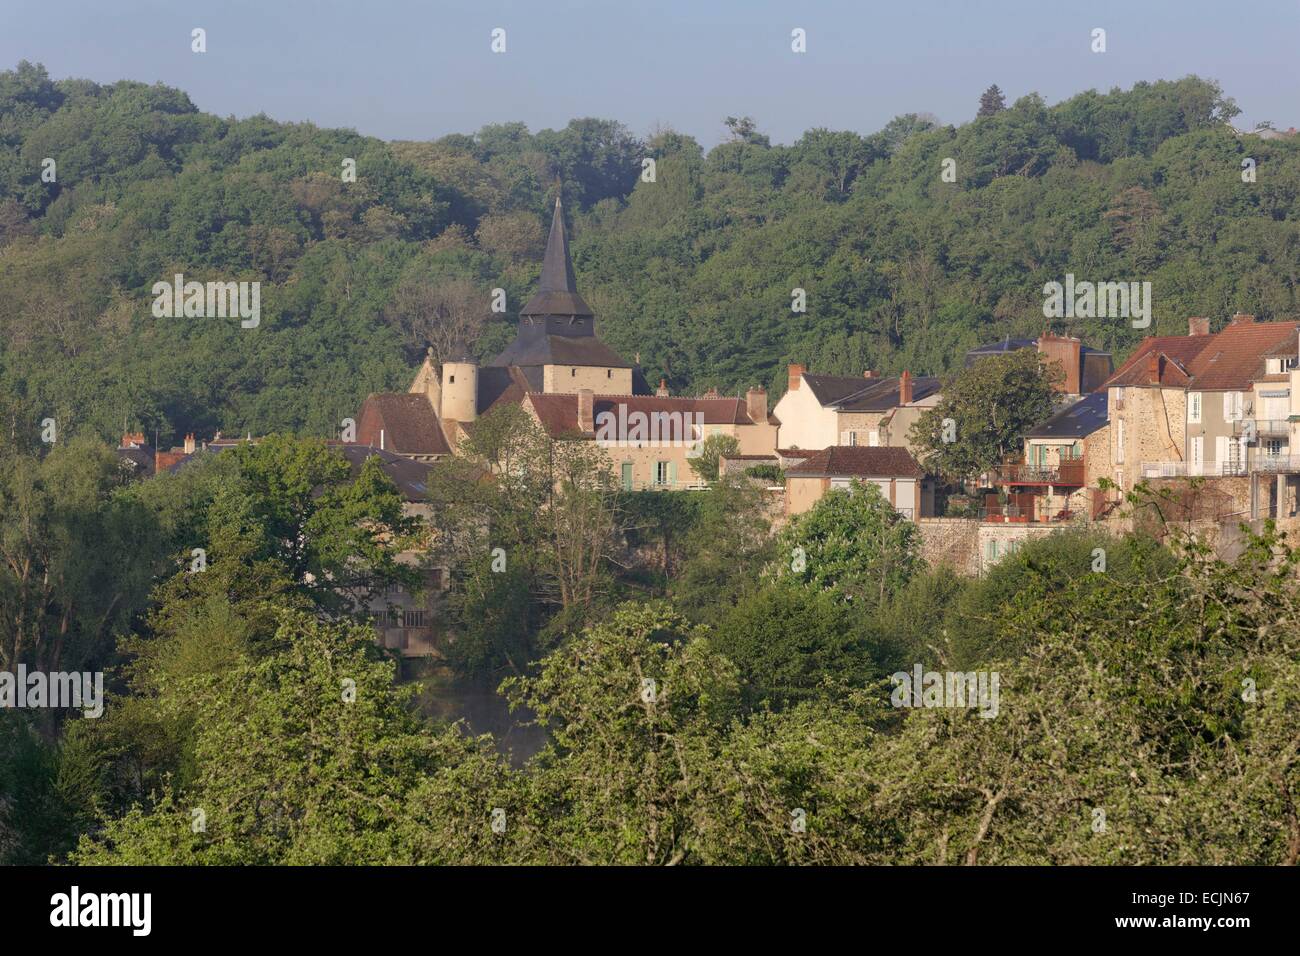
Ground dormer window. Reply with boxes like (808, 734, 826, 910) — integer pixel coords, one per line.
(571, 368, 577, 377)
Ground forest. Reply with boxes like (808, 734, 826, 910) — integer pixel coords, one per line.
(2, 63, 1297, 450)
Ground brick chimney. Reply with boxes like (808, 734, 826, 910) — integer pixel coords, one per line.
(1037, 331, 1082, 394)
(1188, 316, 1210, 336)
(1147, 350, 1162, 384)
(863, 369, 877, 378)
(656, 378, 670, 398)
(1230, 313, 1256, 326)
(702, 386, 720, 398)
(899, 370, 913, 405)
(120, 431, 145, 449)
(787, 363, 806, 392)
(577, 388, 595, 433)
(183, 433, 195, 454)
(746, 386, 767, 424)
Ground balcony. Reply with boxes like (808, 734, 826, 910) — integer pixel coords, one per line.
(980, 493, 1081, 524)
(996, 456, 1085, 486)
(1252, 454, 1300, 474)
(1232, 419, 1291, 438)
(1140, 461, 1248, 478)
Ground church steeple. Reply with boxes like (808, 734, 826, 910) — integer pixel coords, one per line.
(520, 195, 594, 319)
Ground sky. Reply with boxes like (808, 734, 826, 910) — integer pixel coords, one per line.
(2, 0, 1296, 146)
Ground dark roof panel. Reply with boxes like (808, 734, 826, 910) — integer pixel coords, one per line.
(785, 445, 926, 479)
(1026, 392, 1109, 439)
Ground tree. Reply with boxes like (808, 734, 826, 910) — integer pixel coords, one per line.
(977, 84, 1007, 118)
(909, 349, 1060, 483)
(709, 582, 880, 708)
(386, 276, 489, 366)
(773, 480, 920, 609)
(686, 432, 738, 482)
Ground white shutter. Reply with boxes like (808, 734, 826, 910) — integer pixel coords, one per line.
(1215, 436, 1228, 475)
(839, 431, 853, 446)
(868, 430, 880, 446)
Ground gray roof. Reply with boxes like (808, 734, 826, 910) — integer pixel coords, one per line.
(1026, 391, 1109, 439)
(801, 373, 940, 411)
(520, 196, 593, 318)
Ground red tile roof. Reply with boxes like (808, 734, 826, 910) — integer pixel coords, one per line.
(1104, 320, 1300, 391)
(357, 393, 452, 456)
(526, 393, 768, 437)
(785, 446, 925, 479)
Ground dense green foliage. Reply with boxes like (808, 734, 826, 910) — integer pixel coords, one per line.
(3, 64, 1296, 451)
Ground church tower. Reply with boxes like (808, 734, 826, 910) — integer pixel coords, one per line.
(490, 196, 636, 395)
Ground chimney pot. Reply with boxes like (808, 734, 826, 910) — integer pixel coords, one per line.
(656, 378, 670, 398)
(787, 363, 806, 392)
(899, 370, 913, 406)
(1231, 313, 1256, 325)
(863, 369, 877, 378)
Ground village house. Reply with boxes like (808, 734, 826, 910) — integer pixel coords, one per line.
(783, 445, 933, 518)
(1109, 314, 1300, 519)
(772, 365, 940, 453)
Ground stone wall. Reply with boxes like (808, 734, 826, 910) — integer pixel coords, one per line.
(915, 518, 981, 576)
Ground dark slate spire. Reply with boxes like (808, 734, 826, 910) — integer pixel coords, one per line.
(520, 195, 594, 318)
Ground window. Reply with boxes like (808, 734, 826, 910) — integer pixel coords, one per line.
(847, 431, 857, 446)
(1224, 391, 1243, 422)
(654, 461, 671, 485)
(1188, 392, 1201, 424)
(449, 375, 455, 384)
(571, 368, 577, 377)
(869, 430, 880, 447)
(607, 369, 612, 379)
(1266, 439, 1284, 457)
(1116, 419, 1125, 464)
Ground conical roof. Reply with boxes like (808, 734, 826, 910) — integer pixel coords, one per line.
(520, 196, 594, 317)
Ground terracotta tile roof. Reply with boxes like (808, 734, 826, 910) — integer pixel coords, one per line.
(785, 445, 925, 479)
(525, 393, 767, 438)
(1105, 336, 1208, 387)
(1185, 320, 1300, 390)
(1105, 320, 1300, 391)
(358, 393, 452, 456)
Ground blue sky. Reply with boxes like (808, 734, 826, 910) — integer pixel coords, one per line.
(2, 0, 1295, 145)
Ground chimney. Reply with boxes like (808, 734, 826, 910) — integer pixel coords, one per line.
(656, 378, 670, 398)
(1230, 313, 1256, 326)
(702, 386, 720, 399)
(120, 431, 145, 449)
(1037, 332, 1082, 394)
(746, 386, 767, 424)
(577, 388, 595, 432)
(1147, 351, 1161, 384)
(1188, 316, 1210, 337)
(183, 433, 195, 454)
(787, 363, 806, 392)
(899, 370, 913, 405)
(863, 369, 877, 379)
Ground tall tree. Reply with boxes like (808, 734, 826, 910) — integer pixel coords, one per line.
(977, 84, 1007, 117)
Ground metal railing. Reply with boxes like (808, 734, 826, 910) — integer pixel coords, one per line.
(1252, 454, 1300, 474)
(1233, 419, 1291, 438)
(1140, 461, 1248, 478)
(997, 458, 1085, 485)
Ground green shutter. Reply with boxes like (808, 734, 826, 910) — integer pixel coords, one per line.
(621, 462, 633, 491)
(667, 460, 677, 487)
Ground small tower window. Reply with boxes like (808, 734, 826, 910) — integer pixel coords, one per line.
(607, 369, 612, 379)
(571, 368, 576, 377)
(449, 375, 455, 383)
